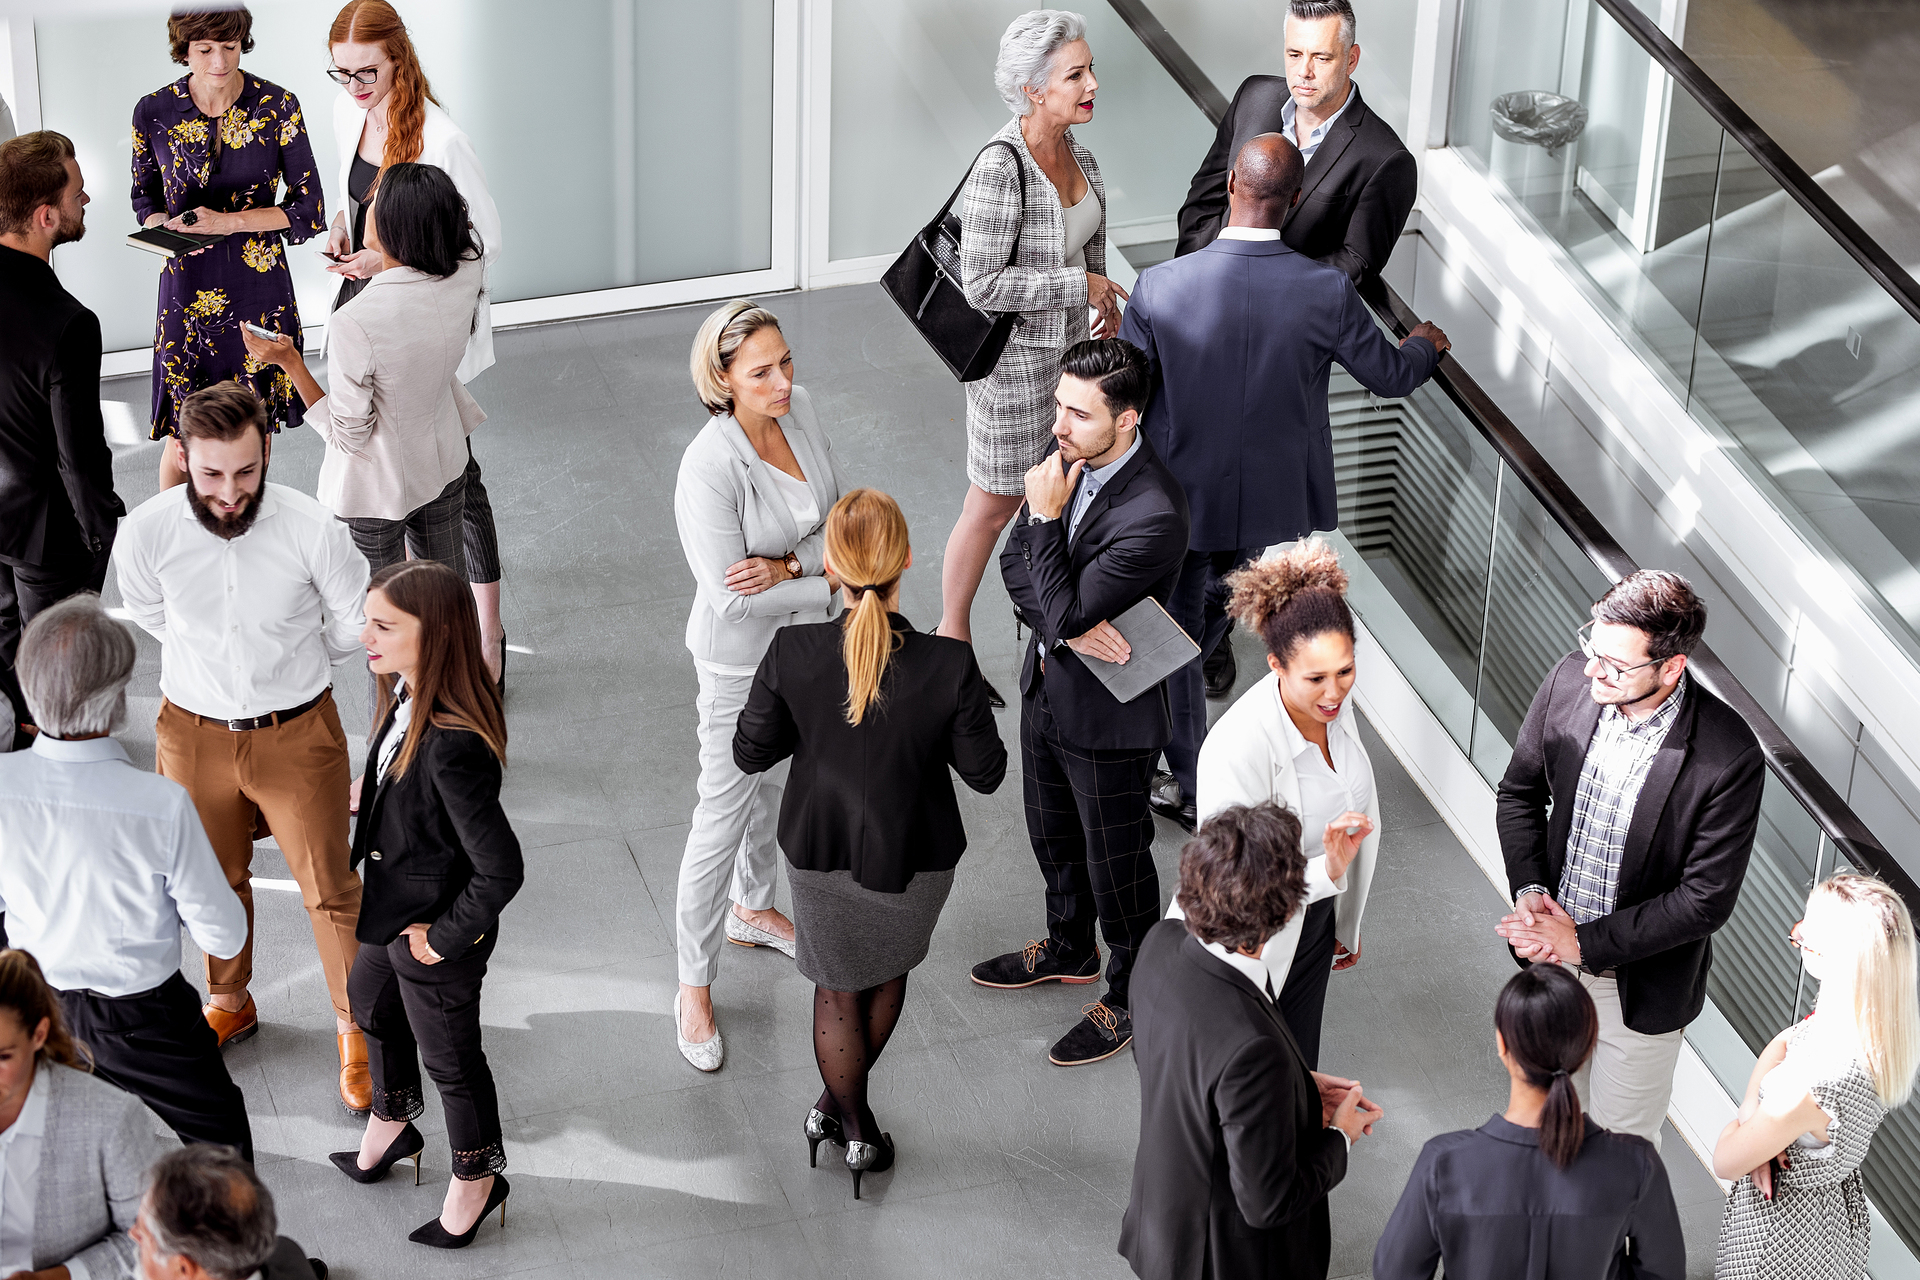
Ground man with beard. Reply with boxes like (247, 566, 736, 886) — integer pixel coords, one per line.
(117, 382, 374, 1115)
(0, 131, 125, 751)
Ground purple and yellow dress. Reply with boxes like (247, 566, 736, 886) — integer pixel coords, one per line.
(131, 74, 325, 440)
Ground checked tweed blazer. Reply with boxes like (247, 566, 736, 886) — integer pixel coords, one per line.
(34, 1063, 169, 1277)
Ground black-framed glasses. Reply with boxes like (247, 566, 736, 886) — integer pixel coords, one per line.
(326, 65, 381, 85)
(1576, 621, 1661, 682)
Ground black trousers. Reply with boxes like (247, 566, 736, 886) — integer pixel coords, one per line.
(349, 930, 505, 1180)
(1162, 545, 1262, 800)
(0, 540, 112, 747)
(1022, 687, 1162, 1010)
(1279, 897, 1338, 1070)
(59, 972, 253, 1161)
(461, 443, 502, 585)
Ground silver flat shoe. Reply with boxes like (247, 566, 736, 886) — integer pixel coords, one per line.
(726, 909, 797, 958)
(672, 992, 723, 1073)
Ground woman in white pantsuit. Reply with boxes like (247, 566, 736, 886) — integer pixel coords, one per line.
(1169, 539, 1381, 1070)
(671, 300, 849, 1071)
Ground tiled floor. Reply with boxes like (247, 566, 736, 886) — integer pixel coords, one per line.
(96, 282, 1723, 1278)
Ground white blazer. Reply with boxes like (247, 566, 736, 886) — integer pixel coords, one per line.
(1167, 671, 1383, 994)
(325, 93, 502, 382)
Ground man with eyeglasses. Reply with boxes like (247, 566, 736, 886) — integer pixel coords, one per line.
(1492, 570, 1763, 1147)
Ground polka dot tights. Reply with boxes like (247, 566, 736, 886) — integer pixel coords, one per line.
(812, 975, 907, 1145)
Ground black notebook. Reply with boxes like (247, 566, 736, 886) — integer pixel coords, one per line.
(1073, 597, 1202, 704)
(126, 227, 224, 258)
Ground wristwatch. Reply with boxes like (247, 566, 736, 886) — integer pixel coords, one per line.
(782, 553, 802, 578)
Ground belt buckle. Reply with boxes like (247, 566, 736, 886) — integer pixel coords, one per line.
(226, 715, 257, 732)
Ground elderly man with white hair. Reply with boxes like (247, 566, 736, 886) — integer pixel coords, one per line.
(0, 593, 253, 1160)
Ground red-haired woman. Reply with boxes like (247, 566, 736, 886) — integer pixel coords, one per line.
(323, 0, 509, 683)
(330, 560, 521, 1249)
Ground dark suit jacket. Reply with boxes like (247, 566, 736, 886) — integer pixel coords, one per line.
(352, 710, 524, 961)
(1117, 238, 1439, 550)
(1121, 920, 1347, 1280)
(1497, 655, 1764, 1034)
(1174, 78, 1417, 280)
(1372, 1114, 1686, 1280)
(0, 245, 123, 566)
(732, 612, 1007, 893)
(999, 436, 1190, 751)
(261, 1236, 322, 1280)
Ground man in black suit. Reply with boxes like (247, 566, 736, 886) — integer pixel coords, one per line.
(1121, 802, 1382, 1280)
(0, 131, 123, 748)
(1127, 134, 1446, 830)
(1495, 570, 1763, 1148)
(971, 339, 1190, 1067)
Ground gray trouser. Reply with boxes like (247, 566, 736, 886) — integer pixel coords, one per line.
(342, 471, 468, 581)
(674, 663, 782, 986)
(1571, 968, 1687, 1149)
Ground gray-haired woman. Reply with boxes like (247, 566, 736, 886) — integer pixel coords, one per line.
(936, 9, 1128, 689)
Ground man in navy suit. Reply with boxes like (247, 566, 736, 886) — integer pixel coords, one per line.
(1120, 134, 1448, 830)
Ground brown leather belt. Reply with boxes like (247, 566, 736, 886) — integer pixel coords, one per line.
(184, 689, 328, 732)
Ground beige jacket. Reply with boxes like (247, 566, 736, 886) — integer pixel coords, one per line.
(310, 255, 486, 521)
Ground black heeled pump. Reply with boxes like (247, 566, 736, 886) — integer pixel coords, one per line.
(845, 1133, 895, 1200)
(327, 1123, 424, 1185)
(409, 1173, 511, 1249)
(805, 1107, 845, 1167)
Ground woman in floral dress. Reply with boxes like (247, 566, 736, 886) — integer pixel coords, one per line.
(133, 7, 325, 487)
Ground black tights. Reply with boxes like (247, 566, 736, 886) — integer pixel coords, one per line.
(812, 975, 907, 1145)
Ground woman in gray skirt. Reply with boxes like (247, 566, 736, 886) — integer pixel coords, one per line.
(734, 488, 1007, 1199)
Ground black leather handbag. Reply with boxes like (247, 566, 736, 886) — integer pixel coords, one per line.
(881, 140, 1026, 382)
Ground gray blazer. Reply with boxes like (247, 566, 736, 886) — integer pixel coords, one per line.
(675, 384, 850, 667)
(36, 1063, 168, 1278)
(959, 117, 1107, 351)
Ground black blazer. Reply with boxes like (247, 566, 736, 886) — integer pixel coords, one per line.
(999, 436, 1190, 752)
(0, 245, 123, 565)
(1372, 1114, 1686, 1280)
(1497, 655, 1765, 1034)
(352, 709, 524, 961)
(1173, 78, 1417, 282)
(1120, 920, 1347, 1280)
(732, 613, 1007, 893)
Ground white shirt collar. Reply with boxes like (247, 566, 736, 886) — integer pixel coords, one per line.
(1281, 80, 1357, 148)
(1272, 677, 1350, 763)
(1201, 939, 1274, 997)
(1217, 226, 1282, 241)
(175, 481, 279, 527)
(0, 1066, 49, 1145)
(29, 734, 130, 765)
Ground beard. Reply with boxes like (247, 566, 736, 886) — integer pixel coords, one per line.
(189, 460, 269, 540)
(51, 206, 85, 248)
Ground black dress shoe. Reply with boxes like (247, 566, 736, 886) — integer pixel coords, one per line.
(982, 678, 1006, 710)
(1049, 1001, 1133, 1066)
(970, 939, 1100, 988)
(308, 1261, 329, 1280)
(1204, 626, 1238, 700)
(1148, 772, 1196, 833)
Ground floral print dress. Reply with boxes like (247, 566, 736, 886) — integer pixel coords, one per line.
(132, 75, 326, 439)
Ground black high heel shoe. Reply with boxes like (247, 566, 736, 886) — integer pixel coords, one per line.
(805, 1107, 846, 1167)
(408, 1173, 511, 1249)
(845, 1132, 895, 1200)
(327, 1123, 424, 1185)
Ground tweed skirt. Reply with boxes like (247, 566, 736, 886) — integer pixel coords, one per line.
(963, 310, 1090, 496)
(787, 866, 955, 991)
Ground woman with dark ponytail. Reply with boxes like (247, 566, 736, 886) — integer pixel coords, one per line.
(1373, 964, 1686, 1279)
(734, 488, 1007, 1198)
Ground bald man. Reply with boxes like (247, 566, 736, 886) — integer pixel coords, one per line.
(1119, 133, 1448, 832)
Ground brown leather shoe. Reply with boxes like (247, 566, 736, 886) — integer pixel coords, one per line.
(202, 996, 259, 1048)
(338, 1030, 372, 1115)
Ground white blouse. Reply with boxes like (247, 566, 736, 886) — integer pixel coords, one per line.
(1062, 181, 1100, 269)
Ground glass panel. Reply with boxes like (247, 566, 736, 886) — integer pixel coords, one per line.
(1700, 773, 1819, 1057)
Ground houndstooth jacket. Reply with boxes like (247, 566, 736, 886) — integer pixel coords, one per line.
(959, 117, 1107, 351)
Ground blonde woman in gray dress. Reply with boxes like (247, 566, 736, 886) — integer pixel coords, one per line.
(938, 9, 1130, 699)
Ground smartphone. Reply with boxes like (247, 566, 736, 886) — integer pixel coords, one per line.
(241, 321, 279, 341)
(316, 249, 347, 262)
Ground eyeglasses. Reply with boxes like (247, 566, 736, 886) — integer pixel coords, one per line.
(326, 65, 382, 85)
(1787, 921, 1822, 957)
(1576, 622, 1661, 682)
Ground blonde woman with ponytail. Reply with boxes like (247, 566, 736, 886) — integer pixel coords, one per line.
(1713, 873, 1920, 1279)
(735, 488, 1007, 1199)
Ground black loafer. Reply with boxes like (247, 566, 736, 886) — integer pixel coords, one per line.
(1049, 1001, 1133, 1066)
(1204, 627, 1238, 700)
(971, 939, 1101, 988)
(1148, 772, 1196, 833)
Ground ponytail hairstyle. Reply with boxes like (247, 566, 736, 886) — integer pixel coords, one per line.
(0, 950, 89, 1070)
(823, 489, 910, 726)
(327, 1, 442, 173)
(1494, 964, 1597, 1168)
(1225, 537, 1355, 668)
(1808, 873, 1920, 1106)
(366, 560, 506, 777)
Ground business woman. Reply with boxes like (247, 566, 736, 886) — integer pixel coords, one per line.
(1713, 874, 1920, 1280)
(324, 0, 509, 680)
(1374, 964, 1686, 1280)
(1176, 538, 1378, 1068)
(133, 5, 326, 489)
(331, 560, 521, 1251)
(671, 300, 849, 1072)
(243, 161, 484, 581)
(734, 489, 1007, 1197)
(940, 9, 1128, 684)
(0, 950, 168, 1278)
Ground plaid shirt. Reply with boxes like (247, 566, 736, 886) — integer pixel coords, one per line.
(1519, 674, 1689, 925)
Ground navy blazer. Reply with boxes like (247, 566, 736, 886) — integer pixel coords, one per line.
(1118, 238, 1440, 551)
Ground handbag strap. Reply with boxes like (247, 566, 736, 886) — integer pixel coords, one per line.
(932, 138, 1028, 270)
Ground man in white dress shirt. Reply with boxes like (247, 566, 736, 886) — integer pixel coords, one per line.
(0, 594, 252, 1158)
(115, 383, 372, 1115)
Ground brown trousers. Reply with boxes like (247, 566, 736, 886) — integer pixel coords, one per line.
(156, 690, 363, 1021)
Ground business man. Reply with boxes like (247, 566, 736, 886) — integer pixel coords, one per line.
(971, 339, 1190, 1067)
(0, 131, 124, 749)
(1121, 803, 1381, 1280)
(1494, 570, 1764, 1148)
(1123, 133, 1447, 830)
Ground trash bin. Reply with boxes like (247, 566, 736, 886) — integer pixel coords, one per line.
(1489, 90, 1587, 211)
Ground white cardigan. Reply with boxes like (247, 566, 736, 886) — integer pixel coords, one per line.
(1168, 671, 1383, 994)
(325, 93, 502, 383)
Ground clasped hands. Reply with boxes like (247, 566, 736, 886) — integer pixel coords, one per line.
(1314, 1071, 1384, 1143)
(1495, 891, 1582, 967)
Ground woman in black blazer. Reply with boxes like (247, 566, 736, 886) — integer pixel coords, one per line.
(734, 488, 1007, 1198)
(328, 560, 522, 1251)
(1372, 964, 1686, 1280)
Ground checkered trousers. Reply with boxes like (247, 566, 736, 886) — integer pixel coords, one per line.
(1555, 674, 1689, 924)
